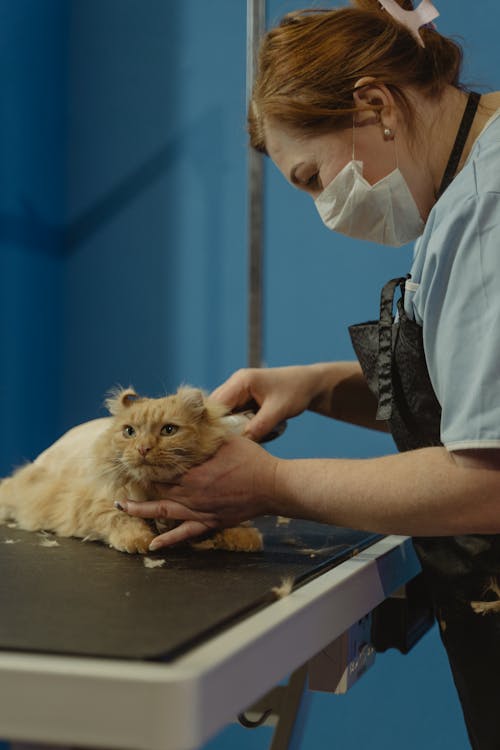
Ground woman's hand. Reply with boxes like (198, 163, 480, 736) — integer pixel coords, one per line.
(210, 365, 326, 442)
(119, 436, 280, 550)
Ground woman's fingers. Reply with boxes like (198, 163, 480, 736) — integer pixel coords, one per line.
(116, 497, 221, 550)
(149, 520, 214, 550)
(116, 498, 216, 523)
(210, 370, 254, 409)
(211, 372, 286, 442)
(243, 399, 285, 441)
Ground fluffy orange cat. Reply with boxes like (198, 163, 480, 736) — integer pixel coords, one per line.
(0, 386, 263, 554)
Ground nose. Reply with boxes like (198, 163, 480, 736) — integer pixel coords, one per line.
(138, 446, 152, 457)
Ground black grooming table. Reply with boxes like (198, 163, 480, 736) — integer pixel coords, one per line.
(0, 519, 381, 661)
(0, 525, 421, 750)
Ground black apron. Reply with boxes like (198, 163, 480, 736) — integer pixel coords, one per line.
(348, 92, 500, 749)
(349, 279, 500, 749)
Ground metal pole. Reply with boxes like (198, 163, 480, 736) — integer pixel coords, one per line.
(246, 0, 266, 368)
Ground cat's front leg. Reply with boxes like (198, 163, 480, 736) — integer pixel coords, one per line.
(106, 512, 155, 554)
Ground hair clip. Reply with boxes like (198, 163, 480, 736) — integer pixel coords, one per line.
(378, 0, 439, 48)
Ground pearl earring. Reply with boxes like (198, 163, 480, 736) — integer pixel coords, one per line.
(383, 127, 394, 141)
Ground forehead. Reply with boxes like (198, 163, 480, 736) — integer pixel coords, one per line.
(263, 121, 350, 182)
(119, 396, 177, 425)
(264, 123, 314, 178)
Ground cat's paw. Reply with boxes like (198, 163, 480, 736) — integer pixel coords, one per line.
(108, 522, 155, 555)
(192, 525, 263, 552)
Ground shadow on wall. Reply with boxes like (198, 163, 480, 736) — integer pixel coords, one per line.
(60, 106, 228, 430)
(0, 119, 216, 256)
(0, 0, 68, 475)
(1, 0, 247, 474)
(60, 0, 237, 434)
(0, 128, 190, 472)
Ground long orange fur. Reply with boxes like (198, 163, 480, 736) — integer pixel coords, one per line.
(0, 387, 262, 554)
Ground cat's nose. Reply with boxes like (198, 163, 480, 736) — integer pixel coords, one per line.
(138, 446, 152, 457)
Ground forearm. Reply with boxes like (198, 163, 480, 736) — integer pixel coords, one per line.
(307, 361, 389, 432)
(271, 446, 500, 536)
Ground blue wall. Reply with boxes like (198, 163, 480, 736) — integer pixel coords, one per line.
(1, 1, 499, 749)
(61, 0, 184, 426)
(61, 0, 249, 430)
(0, 0, 68, 474)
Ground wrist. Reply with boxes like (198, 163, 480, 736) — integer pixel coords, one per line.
(267, 457, 336, 525)
(307, 362, 343, 413)
(306, 362, 334, 399)
(260, 455, 285, 517)
(266, 457, 301, 518)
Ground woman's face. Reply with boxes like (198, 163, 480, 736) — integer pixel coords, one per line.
(264, 123, 352, 199)
(264, 117, 430, 218)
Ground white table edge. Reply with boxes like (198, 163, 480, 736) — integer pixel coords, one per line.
(0, 535, 421, 750)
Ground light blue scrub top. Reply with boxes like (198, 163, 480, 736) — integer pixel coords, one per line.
(404, 109, 500, 451)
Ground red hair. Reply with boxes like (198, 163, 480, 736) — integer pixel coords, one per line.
(249, 0, 463, 153)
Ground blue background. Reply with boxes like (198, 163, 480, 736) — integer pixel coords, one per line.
(1, 1, 498, 748)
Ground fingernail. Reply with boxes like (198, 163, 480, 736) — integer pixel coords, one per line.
(149, 540, 160, 551)
(114, 501, 127, 512)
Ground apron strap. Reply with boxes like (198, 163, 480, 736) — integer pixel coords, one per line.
(376, 276, 407, 421)
(437, 91, 481, 198)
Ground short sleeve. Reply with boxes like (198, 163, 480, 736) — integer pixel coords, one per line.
(410, 188, 500, 451)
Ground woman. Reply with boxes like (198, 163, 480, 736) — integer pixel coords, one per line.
(120, 1, 500, 745)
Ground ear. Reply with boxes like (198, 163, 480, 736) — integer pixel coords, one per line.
(177, 386, 207, 421)
(352, 77, 397, 133)
(105, 387, 140, 416)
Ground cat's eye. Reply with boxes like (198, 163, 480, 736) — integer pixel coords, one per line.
(161, 423, 179, 436)
(122, 425, 136, 438)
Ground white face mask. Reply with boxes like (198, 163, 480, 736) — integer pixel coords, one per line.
(314, 158, 425, 247)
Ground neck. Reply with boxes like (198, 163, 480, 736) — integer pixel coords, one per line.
(425, 87, 469, 197)
(395, 86, 500, 222)
(427, 87, 500, 196)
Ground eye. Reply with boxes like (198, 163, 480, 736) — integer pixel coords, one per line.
(306, 172, 320, 189)
(122, 425, 136, 438)
(161, 423, 179, 436)
(291, 164, 320, 192)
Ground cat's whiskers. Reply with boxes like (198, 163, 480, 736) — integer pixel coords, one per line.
(99, 455, 132, 484)
(170, 447, 192, 457)
(160, 454, 196, 475)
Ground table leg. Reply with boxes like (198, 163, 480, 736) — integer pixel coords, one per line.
(238, 664, 311, 750)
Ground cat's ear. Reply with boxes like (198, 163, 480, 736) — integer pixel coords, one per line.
(105, 387, 140, 415)
(177, 386, 207, 421)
